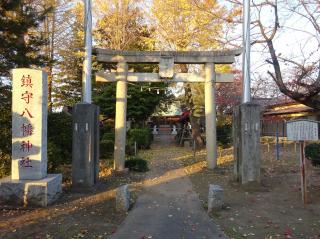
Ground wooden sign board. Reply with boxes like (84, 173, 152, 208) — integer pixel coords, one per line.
(286, 119, 319, 205)
(286, 119, 319, 141)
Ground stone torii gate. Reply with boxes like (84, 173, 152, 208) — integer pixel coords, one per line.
(94, 49, 241, 171)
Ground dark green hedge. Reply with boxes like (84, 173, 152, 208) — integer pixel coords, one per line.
(100, 123, 113, 140)
(47, 112, 72, 172)
(125, 157, 148, 172)
(0, 153, 10, 178)
(0, 83, 11, 177)
(102, 132, 115, 141)
(127, 128, 152, 149)
(305, 143, 320, 167)
(217, 124, 232, 148)
(100, 140, 114, 158)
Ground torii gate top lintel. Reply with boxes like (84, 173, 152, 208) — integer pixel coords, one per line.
(93, 48, 242, 64)
(94, 48, 242, 83)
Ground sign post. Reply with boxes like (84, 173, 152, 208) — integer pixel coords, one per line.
(299, 140, 307, 205)
(286, 119, 319, 205)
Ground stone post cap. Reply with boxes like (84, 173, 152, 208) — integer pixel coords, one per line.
(208, 184, 223, 197)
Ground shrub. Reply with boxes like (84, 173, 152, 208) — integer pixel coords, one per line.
(0, 153, 11, 178)
(0, 83, 11, 156)
(47, 140, 63, 172)
(305, 143, 320, 167)
(100, 123, 113, 139)
(217, 124, 232, 148)
(100, 133, 137, 157)
(125, 140, 136, 156)
(0, 83, 11, 178)
(100, 140, 114, 158)
(128, 128, 152, 149)
(125, 157, 148, 172)
(47, 112, 73, 172)
(102, 132, 115, 141)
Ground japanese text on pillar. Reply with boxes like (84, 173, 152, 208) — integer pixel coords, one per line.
(19, 74, 34, 168)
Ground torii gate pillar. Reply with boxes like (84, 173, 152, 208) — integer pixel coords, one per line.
(114, 62, 128, 171)
(205, 63, 217, 169)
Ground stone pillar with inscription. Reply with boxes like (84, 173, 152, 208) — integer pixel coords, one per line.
(0, 68, 62, 207)
(233, 103, 261, 185)
(72, 103, 100, 188)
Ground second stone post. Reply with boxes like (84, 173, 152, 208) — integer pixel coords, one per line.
(233, 103, 261, 184)
(205, 63, 217, 169)
(114, 62, 128, 171)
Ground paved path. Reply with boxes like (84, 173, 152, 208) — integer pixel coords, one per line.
(110, 135, 227, 239)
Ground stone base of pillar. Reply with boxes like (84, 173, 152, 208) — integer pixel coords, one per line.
(0, 174, 62, 207)
(233, 103, 261, 185)
(72, 103, 100, 188)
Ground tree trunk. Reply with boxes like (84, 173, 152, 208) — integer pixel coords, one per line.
(190, 115, 205, 149)
(184, 82, 203, 148)
(267, 39, 320, 110)
(48, 4, 56, 112)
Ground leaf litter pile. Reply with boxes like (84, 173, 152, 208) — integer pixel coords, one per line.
(0, 159, 146, 239)
(181, 143, 320, 239)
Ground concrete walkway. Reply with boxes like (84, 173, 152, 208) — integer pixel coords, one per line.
(110, 135, 227, 239)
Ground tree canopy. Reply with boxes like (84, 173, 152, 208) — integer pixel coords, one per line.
(0, 0, 48, 76)
(53, 3, 84, 107)
(151, 0, 240, 147)
(92, 0, 170, 122)
(1, 0, 319, 121)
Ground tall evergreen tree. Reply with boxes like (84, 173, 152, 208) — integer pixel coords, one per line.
(0, 0, 49, 176)
(0, 80, 12, 177)
(94, 81, 169, 122)
(0, 0, 48, 76)
(35, 0, 72, 111)
(53, 3, 84, 107)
